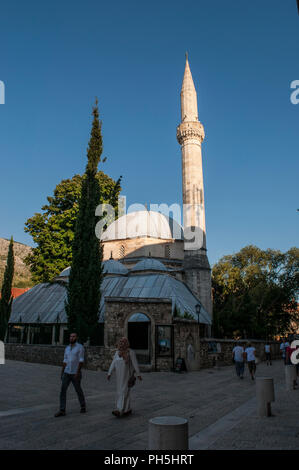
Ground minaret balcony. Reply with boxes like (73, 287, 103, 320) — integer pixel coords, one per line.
(176, 121, 205, 145)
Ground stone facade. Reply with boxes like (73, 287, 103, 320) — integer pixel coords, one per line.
(105, 297, 173, 371)
(183, 249, 212, 320)
(102, 237, 184, 266)
(173, 319, 200, 371)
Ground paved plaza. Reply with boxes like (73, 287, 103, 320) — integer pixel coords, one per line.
(0, 359, 298, 450)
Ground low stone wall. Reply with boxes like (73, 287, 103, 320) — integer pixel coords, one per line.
(4, 344, 113, 371)
(5, 338, 282, 372)
(199, 338, 281, 369)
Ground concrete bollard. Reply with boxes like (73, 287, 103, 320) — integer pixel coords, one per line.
(285, 365, 297, 391)
(148, 416, 188, 450)
(256, 377, 275, 417)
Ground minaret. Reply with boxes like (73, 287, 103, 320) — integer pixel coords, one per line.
(177, 54, 212, 319)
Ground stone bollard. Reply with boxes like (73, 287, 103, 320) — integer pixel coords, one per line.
(285, 365, 297, 391)
(148, 416, 188, 450)
(256, 377, 275, 417)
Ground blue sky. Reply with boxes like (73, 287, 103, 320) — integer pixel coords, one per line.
(0, 0, 298, 266)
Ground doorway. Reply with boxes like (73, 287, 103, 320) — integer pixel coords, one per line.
(127, 313, 151, 364)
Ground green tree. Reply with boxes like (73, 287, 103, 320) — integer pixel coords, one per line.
(24, 172, 121, 284)
(0, 237, 15, 340)
(65, 100, 106, 344)
(212, 245, 299, 339)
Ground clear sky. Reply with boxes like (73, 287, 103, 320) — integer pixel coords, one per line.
(0, 0, 298, 266)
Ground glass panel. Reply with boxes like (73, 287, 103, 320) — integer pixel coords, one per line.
(39, 326, 53, 345)
(156, 325, 172, 356)
(128, 313, 150, 322)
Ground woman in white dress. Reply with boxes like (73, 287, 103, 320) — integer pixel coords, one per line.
(107, 337, 142, 417)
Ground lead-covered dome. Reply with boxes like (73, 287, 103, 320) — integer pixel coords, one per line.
(103, 259, 128, 275)
(101, 211, 183, 241)
(57, 260, 128, 278)
(132, 258, 167, 272)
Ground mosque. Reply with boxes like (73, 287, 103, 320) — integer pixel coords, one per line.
(8, 57, 213, 371)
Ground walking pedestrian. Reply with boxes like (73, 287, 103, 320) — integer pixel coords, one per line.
(265, 342, 272, 365)
(107, 337, 142, 417)
(280, 337, 289, 365)
(232, 341, 245, 379)
(245, 342, 256, 380)
(54, 332, 86, 417)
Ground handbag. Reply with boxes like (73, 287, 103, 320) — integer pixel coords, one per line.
(128, 355, 136, 388)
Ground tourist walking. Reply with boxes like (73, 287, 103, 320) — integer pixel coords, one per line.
(245, 342, 256, 380)
(54, 332, 86, 417)
(107, 337, 142, 417)
(280, 338, 290, 364)
(265, 342, 272, 365)
(232, 341, 245, 379)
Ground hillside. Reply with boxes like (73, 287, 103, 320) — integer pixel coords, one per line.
(0, 238, 34, 288)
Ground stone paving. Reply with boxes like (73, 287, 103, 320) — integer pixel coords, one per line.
(0, 359, 298, 450)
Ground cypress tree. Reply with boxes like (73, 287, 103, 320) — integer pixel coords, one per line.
(65, 100, 104, 344)
(0, 237, 15, 340)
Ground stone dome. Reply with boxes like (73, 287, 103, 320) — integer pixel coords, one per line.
(101, 211, 183, 241)
(103, 259, 128, 275)
(132, 258, 167, 272)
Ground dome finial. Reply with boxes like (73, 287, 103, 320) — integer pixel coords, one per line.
(185, 51, 188, 61)
(110, 251, 113, 259)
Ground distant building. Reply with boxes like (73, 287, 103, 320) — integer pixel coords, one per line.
(0, 287, 30, 299)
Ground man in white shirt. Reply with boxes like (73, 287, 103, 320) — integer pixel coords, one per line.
(54, 332, 86, 417)
(232, 342, 245, 379)
(245, 343, 256, 380)
(280, 338, 290, 365)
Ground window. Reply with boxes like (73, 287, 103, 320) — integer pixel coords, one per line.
(7, 325, 22, 343)
(165, 244, 171, 259)
(119, 245, 125, 258)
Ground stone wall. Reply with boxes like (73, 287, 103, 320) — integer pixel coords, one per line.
(4, 343, 112, 371)
(5, 335, 282, 372)
(199, 338, 281, 369)
(174, 319, 200, 371)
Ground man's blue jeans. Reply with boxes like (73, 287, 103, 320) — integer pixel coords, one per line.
(60, 372, 86, 411)
(235, 361, 244, 377)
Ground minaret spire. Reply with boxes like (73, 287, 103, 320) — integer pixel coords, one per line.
(181, 54, 198, 122)
(177, 56, 212, 320)
(177, 55, 205, 240)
